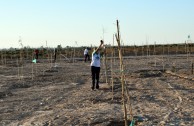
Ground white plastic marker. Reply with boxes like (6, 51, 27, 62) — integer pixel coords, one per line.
(32, 59, 37, 63)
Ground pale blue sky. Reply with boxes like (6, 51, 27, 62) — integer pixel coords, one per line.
(0, 0, 193, 48)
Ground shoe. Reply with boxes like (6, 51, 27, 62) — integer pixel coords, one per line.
(96, 85, 99, 89)
(91, 86, 94, 90)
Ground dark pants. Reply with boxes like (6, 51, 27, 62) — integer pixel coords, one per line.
(91, 66, 100, 89)
(84, 54, 90, 62)
(54, 54, 57, 62)
(35, 53, 38, 59)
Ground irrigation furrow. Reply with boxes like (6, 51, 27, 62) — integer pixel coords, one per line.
(131, 73, 185, 125)
(159, 82, 183, 125)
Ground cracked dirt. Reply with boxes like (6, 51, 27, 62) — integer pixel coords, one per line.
(0, 55, 194, 126)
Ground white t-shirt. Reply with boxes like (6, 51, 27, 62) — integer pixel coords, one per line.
(90, 51, 100, 67)
(84, 49, 88, 55)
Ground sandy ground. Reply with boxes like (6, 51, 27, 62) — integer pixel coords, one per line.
(0, 54, 194, 126)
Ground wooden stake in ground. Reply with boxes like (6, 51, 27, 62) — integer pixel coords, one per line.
(115, 19, 128, 126)
(162, 44, 165, 72)
(124, 75, 133, 122)
(154, 42, 156, 67)
(20, 48, 23, 81)
(102, 27, 108, 85)
(111, 34, 114, 100)
(1, 50, 3, 65)
(31, 52, 34, 80)
(73, 47, 75, 63)
(191, 63, 193, 74)
(103, 45, 108, 84)
(18, 37, 24, 82)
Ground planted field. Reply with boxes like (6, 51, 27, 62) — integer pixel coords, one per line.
(0, 53, 194, 126)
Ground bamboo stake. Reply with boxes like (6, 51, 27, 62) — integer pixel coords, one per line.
(175, 44, 178, 73)
(154, 42, 156, 67)
(104, 45, 108, 84)
(146, 37, 149, 66)
(1, 50, 3, 65)
(185, 41, 187, 54)
(26, 47, 28, 60)
(191, 63, 193, 74)
(71, 49, 73, 63)
(187, 40, 189, 61)
(115, 19, 128, 126)
(111, 34, 114, 100)
(60, 51, 62, 65)
(73, 47, 75, 63)
(102, 27, 108, 85)
(20, 48, 24, 81)
(32, 53, 34, 80)
(11, 50, 13, 60)
(124, 75, 133, 121)
(18, 37, 24, 82)
(113, 37, 116, 65)
(50, 50, 53, 68)
(4, 50, 6, 66)
(168, 43, 170, 62)
(17, 58, 20, 80)
(162, 44, 165, 71)
(142, 43, 144, 57)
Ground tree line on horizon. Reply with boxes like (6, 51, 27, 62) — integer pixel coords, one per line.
(0, 43, 194, 61)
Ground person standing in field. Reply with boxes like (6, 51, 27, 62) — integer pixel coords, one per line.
(84, 47, 90, 62)
(90, 40, 104, 90)
(34, 49, 39, 59)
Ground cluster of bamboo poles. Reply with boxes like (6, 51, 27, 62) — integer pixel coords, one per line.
(102, 20, 133, 126)
(101, 20, 194, 125)
(115, 20, 133, 126)
(0, 41, 62, 81)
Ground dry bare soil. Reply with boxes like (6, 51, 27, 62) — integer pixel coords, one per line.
(0, 54, 194, 126)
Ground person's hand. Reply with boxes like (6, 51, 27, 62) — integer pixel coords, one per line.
(100, 40, 104, 45)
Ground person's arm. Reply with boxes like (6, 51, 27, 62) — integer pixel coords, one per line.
(94, 40, 104, 53)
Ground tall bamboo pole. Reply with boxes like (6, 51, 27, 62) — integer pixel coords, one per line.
(115, 20, 128, 126)
(17, 58, 20, 80)
(104, 45, 108, 84)
(18, 37, 24, 82)
(1, 50, 3, 65)
(31, 53, 34, 80)
(4, 51, 6, 66)
(111, 34, 114, 100)
(154, 42, 156, 67)
(50, 50, 53, 68)
(186, 40, 189, 61)
(102, 28, 108, 85)
(113, 36, 116, 65)
(142, 43, 144, 57)
(168, 43, 170, 62)
(146, 37, 149, 66)
(162, 43, 165, 71)
(124, 75, 133, 121)
(73, 47, 75, 63)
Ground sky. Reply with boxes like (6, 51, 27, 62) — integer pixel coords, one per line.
(0, 0, 194, 49)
